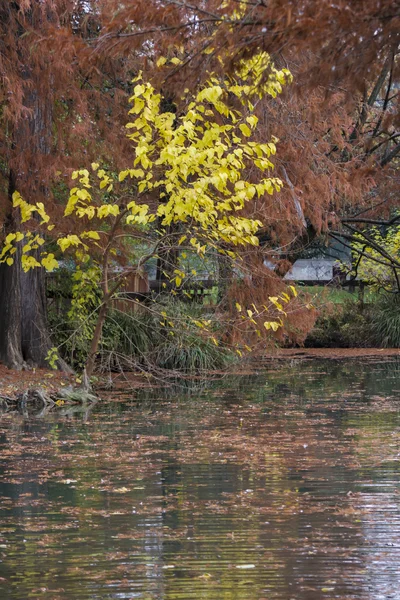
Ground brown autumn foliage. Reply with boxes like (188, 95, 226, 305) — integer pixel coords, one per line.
(0, 1, 150, 368)
(108, 1, 399, 259)
(92, 1, 399, 284)
(226, 256, 317, 349)
(0, 0, 399, 369)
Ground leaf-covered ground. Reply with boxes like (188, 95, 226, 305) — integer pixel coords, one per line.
(0, 365, 74, 397)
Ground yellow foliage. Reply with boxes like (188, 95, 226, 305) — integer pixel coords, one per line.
(41, 253, 59, 272)
(263, 321, 280, 332)
(354, 225, 400, 290)
(1, 53, 292, 337)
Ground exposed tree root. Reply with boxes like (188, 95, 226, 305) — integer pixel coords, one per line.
(0, 385, 98, 417)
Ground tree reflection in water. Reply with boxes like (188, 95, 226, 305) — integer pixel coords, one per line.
(0, 358, 399, 599)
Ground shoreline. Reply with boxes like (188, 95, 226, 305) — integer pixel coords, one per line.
(1, 348, 399, 397)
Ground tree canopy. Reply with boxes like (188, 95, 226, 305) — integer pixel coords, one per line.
(0, 0, 399, 371)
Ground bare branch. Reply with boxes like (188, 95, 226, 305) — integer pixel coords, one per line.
(381, 141, 400, 167)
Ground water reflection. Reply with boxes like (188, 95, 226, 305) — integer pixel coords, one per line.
(0, 358, 399, 599)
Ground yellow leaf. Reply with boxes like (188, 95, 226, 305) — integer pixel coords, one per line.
(41, 254, 59, 272)
(246, 115, 258, 128)
(6, 257, 13, 266)
(239, 123, 252, 137)
(263, 320, 281, 332)
(269, 296, 284, 311)
(133, 83, 145, 97)
(82, 231, 100, 240)
(178, 235, 187, 245)
(12, 191, 22, 206)
(235, 302, 242, 312)
(57, 235, 82, 253)
(21, 255, 41, 272)
(119, 170, 129, 182)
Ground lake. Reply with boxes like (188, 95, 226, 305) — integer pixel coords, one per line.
(0, 358, 400, 599)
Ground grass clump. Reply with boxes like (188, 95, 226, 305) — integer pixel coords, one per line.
(149, 302, 232, 372)
(50, 297, 235, 374)
(370, 293, 400, 348)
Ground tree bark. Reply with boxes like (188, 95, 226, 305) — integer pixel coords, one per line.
(20, 264, 54, 367)
(0, 244, 23, 369)
(0, 196, 68, 370)
(0, 4, 68, 370)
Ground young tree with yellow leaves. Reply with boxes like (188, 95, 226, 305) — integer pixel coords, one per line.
(1, 53, 294, 378)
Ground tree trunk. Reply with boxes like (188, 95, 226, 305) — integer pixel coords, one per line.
(0, 245, 23, 369)
(21, 264, 54, 367)
(0, 205, 68, 370)
(0, 5, 67, 370)
(0, 168, 55, 369)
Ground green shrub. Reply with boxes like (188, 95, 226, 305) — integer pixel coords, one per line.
(306, 291, 400, 348)
(305, 298, 373, 347)
(47, 266, 101, 368)
(371, 293, 400, 348)
(50, 298, 235, 373)
(150, 323, 232, 372)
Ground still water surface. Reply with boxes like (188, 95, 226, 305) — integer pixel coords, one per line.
(1, 358, 400, 599)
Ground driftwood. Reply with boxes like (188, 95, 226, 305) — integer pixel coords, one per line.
(57, 385, 98, 404)
(0, 385, 98, 416)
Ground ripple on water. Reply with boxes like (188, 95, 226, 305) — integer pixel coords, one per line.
(0, 359, 400, 599)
